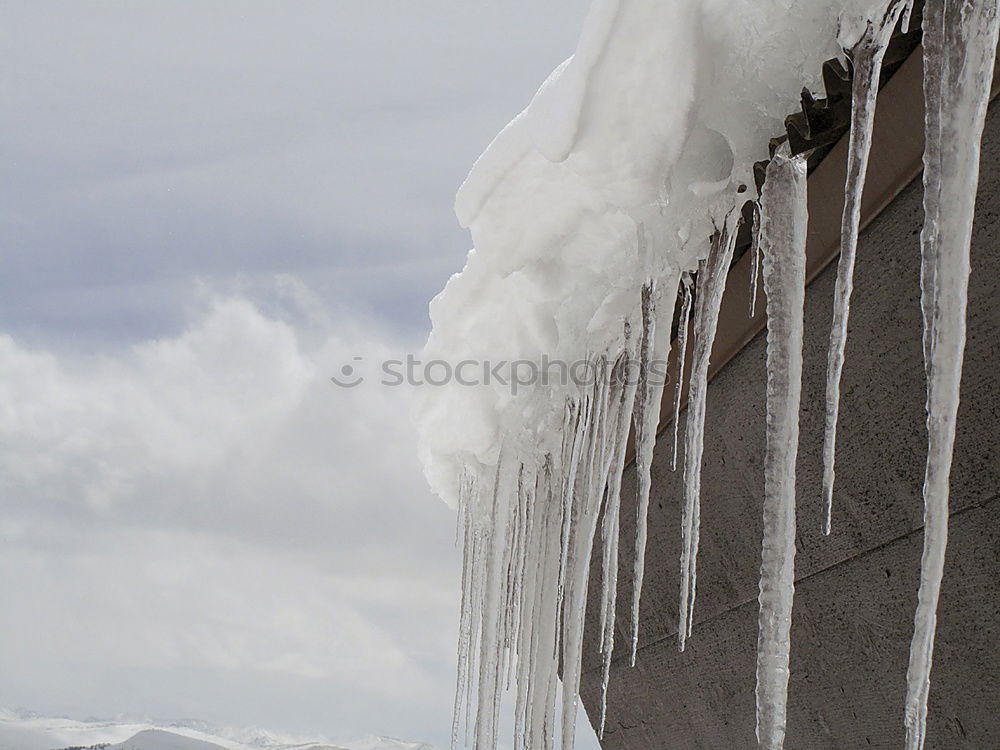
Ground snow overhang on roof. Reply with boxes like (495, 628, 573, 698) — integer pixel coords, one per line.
(420, 0, 1000, 747)
(642, 3, 939, 462)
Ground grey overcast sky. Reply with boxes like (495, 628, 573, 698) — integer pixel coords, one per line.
(0, 2, 600, 748)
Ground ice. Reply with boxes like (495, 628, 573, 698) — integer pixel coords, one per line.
(524, 464, 562, 750)
(559, 362, 611, 750)
(823, 0, 908, 535)
(598, 329, 640, 737)
(415, 0, 997, 747)
(904, 1, 1000, 747)
(755, 146, 808, 750)
(472, 457, 515, 750)
(452, 484, 474, 750)
(416, 0, 877, 512)
(671, 274, 694, 471)
(677, 212, 740, 651)
(629, 270, 678, 665)
(749, 202, 762, 318)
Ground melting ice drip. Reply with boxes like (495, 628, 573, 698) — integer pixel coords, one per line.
(428, 0, 1000, 748)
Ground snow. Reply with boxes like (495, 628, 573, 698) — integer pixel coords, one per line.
(417, 0, 998, 748)
(418, 0, 887, 510)
(107, 729, 229, 750)
(0, 711, 430, 750)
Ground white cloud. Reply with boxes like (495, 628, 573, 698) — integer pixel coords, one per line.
(0, 283, 461, 743)
(0, 0, 591, 346)
(0, 3, 605, 747)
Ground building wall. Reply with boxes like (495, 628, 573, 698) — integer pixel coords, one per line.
(578, 102, 1000, 748)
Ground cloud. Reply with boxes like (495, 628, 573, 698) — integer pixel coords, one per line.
(0, 0, 590, 346)
(0, 3, 605, 747)
(0, 282, 461, 743)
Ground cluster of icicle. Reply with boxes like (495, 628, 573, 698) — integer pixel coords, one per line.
(449, 1, 999, 749)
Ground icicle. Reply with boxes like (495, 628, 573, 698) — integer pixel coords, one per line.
(515, 462, 549, 750)
(526, 464, 563, 750)
(556, 399, 589, 651)
(822, 0, 908, 536)
(628, 282, 656, 664)
(452, 480, 476, 750)
(677, 212, 740, 651)
(502, 465, 530, 691)
(597, 478, 622, 739)
(466, 521, 486, 745)
(537, 470, 557, 748)
(629, 266, 679, 665)
(598, 332, 640, 737)
(473, 456, 516, 750)
(749, 201, 763, 318)
(560, 361, 613, 750)
(497, 482, 518, 694)
(599, 349, 633, 647)
(671, 274, 694, 471)
(512, 472, 538, 750)
(754, 145, 807, 750)
(904, 1, 999, 747)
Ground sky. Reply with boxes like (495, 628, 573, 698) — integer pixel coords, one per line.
(0, 2, 600, 748)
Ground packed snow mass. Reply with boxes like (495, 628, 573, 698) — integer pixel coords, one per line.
(414, 0, 999, 749)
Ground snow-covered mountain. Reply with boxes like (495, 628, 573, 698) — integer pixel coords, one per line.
(106, 729, 229, 750)
(0, 710, 432, 750)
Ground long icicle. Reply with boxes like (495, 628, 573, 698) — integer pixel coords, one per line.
(527, 461, 562, 750)
(628, 280, 656, 666)
(555, 398, 588, 662)
(560, 360, 613, 750)
(598, 334, 641, 737)
(755, 145, 807, 750)
(629, 263, 678, 665)
(473, 457, 507, 750)
(503, 465, 530, 691)
(452, 479, 475, 750)
(671, 273, 694, 471)
(598, 470, 622, 739)
(822, 0, 907, 535)
(905, 1, 1000, 747)
(598, 355, 628, 648)
(678, 212, 739, 651)
(465, 523, 485, 746)
(512, 468, 540, 750)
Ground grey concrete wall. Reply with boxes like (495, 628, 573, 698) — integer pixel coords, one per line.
(578, 103, 1000, 748)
